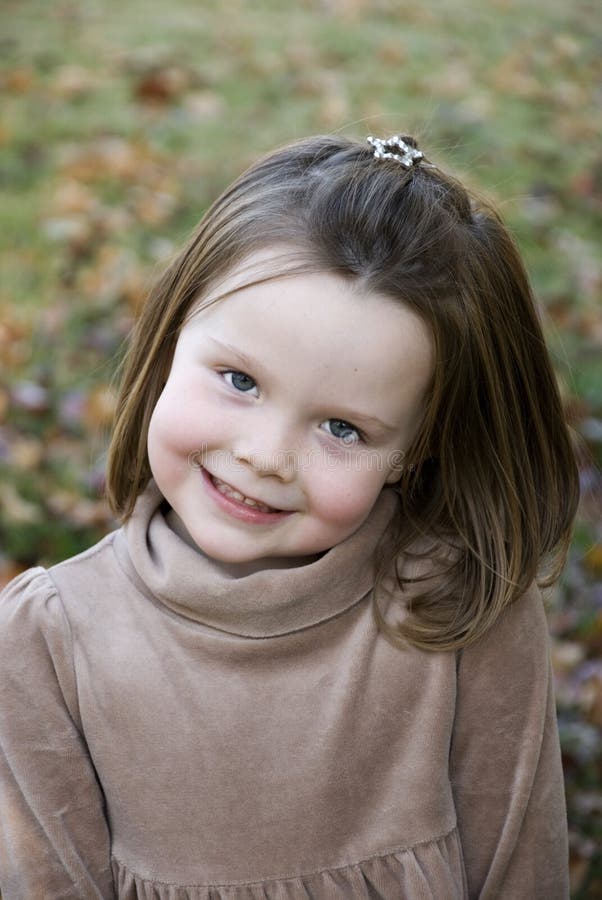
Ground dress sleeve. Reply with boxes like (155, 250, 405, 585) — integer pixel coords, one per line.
(449, 581, 569, 899)
(0, 568, 116, 899)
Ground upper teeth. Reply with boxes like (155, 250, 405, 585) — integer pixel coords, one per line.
(212, 476, 275, 512)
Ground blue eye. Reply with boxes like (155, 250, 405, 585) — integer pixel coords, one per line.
(323, 419, 362, 445)
(222, 371, 258, 394)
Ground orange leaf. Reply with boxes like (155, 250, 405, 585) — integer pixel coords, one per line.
(583, 544, 602, 575)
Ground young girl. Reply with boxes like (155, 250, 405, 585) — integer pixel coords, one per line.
(0, 134, 579, 899)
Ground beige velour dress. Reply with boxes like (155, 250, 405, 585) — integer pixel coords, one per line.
(0, 480, 569, 899)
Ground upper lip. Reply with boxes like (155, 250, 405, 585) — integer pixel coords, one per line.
(208, 471, 292, 512)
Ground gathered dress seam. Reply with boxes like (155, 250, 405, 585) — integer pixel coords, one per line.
(111, 824, 460, 889)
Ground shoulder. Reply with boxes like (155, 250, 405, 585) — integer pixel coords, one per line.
(0, 535, 122, 728)
(0, 566, 61, 640)
(455, 582, 552, 703)
(48, 529, 120, 583)
(0, 565, 79, 719)
(460, 581, 549, 663)
(0, 530, 120, 647)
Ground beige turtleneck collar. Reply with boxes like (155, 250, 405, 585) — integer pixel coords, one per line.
(116, 479, 398, 639)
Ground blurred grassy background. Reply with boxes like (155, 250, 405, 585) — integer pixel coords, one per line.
(0, 0, 601, 896)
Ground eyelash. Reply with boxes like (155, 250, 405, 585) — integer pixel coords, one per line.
(218, 369, 366, 445)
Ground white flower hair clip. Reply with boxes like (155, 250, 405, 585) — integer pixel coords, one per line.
(367, 135, 424, 169)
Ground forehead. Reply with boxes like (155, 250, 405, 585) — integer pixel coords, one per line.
(197, 274, 426, 356)
(191, 246, 312, 311)
(180, 249, 434, 423)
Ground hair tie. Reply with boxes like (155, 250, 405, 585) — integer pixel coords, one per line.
(367, 135, 424, 169)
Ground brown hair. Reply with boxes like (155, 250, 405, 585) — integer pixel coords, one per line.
(106, 134, 580, 651)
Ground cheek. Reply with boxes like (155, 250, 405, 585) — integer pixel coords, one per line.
(147, 392, 189, 459)
(147, 394, 202, 491)
(147, 397, 180, 484)
(306, 465, 388, 530)
(147, 383, 224, 459)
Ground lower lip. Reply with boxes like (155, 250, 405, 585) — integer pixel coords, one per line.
(201, 468, 294, 525)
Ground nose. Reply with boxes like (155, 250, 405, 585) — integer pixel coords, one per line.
(231, 418, 298, 482)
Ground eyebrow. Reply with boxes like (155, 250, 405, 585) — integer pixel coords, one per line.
(206, 336, 399, 433)
(207, 337, 260, 373)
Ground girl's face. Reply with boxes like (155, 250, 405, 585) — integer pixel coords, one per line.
(147, 249, 433, 574)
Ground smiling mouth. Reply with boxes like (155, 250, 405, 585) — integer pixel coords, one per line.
(209, 473, 283, 513)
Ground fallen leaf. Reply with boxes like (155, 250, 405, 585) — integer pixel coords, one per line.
(84, 385, 117, 428)
(50, 64, 99, 99)
(9, 438, 44, 471)
(552, 640, 587, 674)
(183, 91, 224, 121)
(51, 180, 97, 215)
(0, 122, 12, 147)
(3, 67, 35, 93)
(377, 40, 407, 66)
(133, 66, 191, 104)
(0, 388, 8, 422)
(583, 544, 602, 575)
(0, 484, 42, 524)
